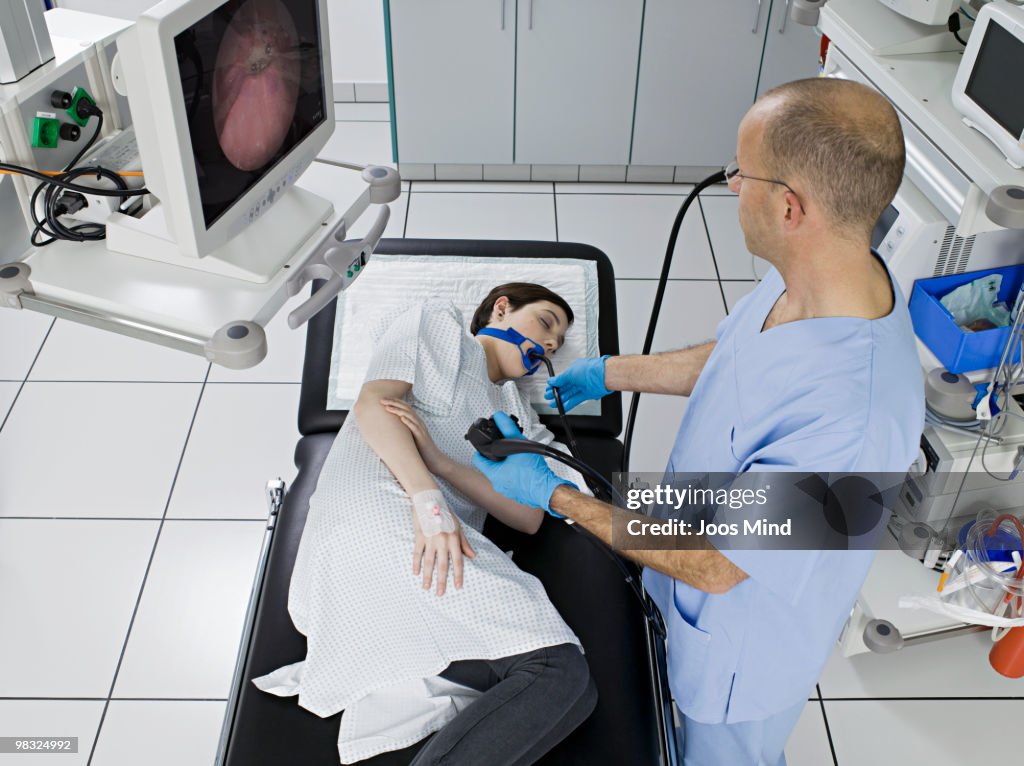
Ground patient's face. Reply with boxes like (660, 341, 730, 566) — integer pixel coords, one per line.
(489, 299, 570, 379)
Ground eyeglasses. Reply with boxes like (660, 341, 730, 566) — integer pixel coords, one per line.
(723, 160, 805, 214)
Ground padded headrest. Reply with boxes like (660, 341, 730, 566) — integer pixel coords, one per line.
(298, 238, 622, 439)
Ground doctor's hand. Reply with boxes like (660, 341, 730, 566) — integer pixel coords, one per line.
(545, 355, 612, 411)
(471, 412, 575, 517)
(410, 490, 476, 597)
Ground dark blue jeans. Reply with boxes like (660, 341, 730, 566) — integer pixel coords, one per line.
(408, 643, 598, 766)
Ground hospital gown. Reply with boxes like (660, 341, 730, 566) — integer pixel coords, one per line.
(253, 300, 583, 755)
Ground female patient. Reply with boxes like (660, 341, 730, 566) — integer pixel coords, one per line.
(256, 283, 597, 765)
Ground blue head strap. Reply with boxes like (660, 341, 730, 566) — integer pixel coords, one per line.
(477, 327, 546, 376)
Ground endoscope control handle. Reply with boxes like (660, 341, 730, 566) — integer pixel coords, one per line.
(466, 415, 523, 461)
(285, 205, 391, 330)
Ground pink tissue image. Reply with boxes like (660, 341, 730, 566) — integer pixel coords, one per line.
(212, 0, 301, 172)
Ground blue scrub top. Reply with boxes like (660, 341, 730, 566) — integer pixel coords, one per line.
(643, 259, 924, 725)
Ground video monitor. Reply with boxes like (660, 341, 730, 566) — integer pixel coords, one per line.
(173, 0, 327, 230)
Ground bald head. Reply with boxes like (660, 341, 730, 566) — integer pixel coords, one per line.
(747, 78, 905, 240)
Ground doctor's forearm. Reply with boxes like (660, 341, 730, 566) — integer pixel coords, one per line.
(605, 342, 715, 397)
(548, 485, 747, 594)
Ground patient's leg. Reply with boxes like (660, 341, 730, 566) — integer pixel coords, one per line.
(409, 643, 597, 766)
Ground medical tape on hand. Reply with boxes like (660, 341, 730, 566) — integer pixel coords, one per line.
(412, 489, 457, 537)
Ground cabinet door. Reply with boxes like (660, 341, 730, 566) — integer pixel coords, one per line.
(389, 0, 515, 164)
(632, 0, 769, 167)
(756, 0, 821, 96)
(515, 0, 643, 165)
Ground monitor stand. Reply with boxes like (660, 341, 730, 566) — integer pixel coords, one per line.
(104, 185, 333, 283)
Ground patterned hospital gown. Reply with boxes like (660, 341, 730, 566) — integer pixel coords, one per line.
(255, 300, 583, 719)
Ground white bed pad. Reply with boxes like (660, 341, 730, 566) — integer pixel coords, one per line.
(327, 254, 601, 416)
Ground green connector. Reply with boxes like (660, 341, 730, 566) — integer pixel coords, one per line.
(67, 87, 97, 127)
(31, 116, 60, 149)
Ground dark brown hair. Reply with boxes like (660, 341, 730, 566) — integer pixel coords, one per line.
(757, 78, 905, 238)
(469, 283, 574, 335)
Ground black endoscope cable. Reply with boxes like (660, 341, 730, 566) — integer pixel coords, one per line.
(621, 169, 727, 474)
(509, 354, 666, 638)
(2, 103, 151, 246)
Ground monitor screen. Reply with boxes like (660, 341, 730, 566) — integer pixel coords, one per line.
(174, 0, 326, 230)
(965, 19, 1024, 141)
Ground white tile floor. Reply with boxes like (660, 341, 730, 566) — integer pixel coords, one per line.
(1, 107, 1020, 766)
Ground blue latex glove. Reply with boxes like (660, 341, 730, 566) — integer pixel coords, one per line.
(471, 411, 575, 517)
(544, 355, 612, 411)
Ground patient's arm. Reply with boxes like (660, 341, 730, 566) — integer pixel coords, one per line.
(352, 379, 438, 496)
(380, 397, 545, 535)
(605, 341, 715, 397)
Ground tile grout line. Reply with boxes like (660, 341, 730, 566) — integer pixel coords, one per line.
(0, 517, 270, 522)
(0, 317, 56, 436)
(817, 685, 840, 766)
(552, 183, 559, 242)
(402, 182, 412, 238)
(86, 363, 213, 766)
(0, 697, 229, 702)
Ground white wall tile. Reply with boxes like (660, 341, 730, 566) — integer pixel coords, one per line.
(0, 382, 19, 424)
(334, 103, 391, 122)
(826, 699, 1024, 764)
(321, 121, 395, 168)
(113, 521, 266, 699)
(627, 166, 675, 183)
(0, 309, 52, 381)
(531, 166, 580, 183)
(0, 700, 105, 766)
(92, 701, 226, 766)
(435, 164, 484, 182)
(819, 631, 1024, 700)
(614, 280, 725, 355)
(721, 280, 759, 314)
(0, 383, 200, 518)
(699, 196, 772, 280)
(328, 0, 387, 86)
(416, 181, 550, 194)
(167, 385, 301, 520)
(0, 519, 158, 697)
(405, 192, 556, 241)
(29, 320, 209, 382)
(556, 195, 716, 280)
(784, 702, 836, 766)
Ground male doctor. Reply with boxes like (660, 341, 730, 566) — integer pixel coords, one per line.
(473, 78, 925, 765)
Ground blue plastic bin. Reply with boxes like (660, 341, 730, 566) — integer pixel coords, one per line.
(908, 264, 1024, 374)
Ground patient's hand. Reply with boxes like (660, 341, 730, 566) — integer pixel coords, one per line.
(410, 503, 476, 596)
(381, 398, 450, 475)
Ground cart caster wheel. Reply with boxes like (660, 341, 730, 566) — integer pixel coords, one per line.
(864, 619, 904, 653)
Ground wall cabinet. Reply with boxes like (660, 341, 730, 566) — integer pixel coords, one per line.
(389, 0, 515, 164)
(515, 0, 643, 165)
(386, 0, 821, 174)
(757, 0, 822, 96)
(632, 0, 769, 167)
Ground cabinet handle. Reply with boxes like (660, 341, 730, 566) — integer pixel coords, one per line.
(500, 0, 506, 30)
(529, 0, 534, 30)
(752, 0, 763, 33)
(779, 0, 791, 33)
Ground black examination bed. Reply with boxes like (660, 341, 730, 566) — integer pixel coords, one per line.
(217, 239, 672, 766)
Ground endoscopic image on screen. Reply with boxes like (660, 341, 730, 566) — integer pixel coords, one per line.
(174, 0, 326, 229)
